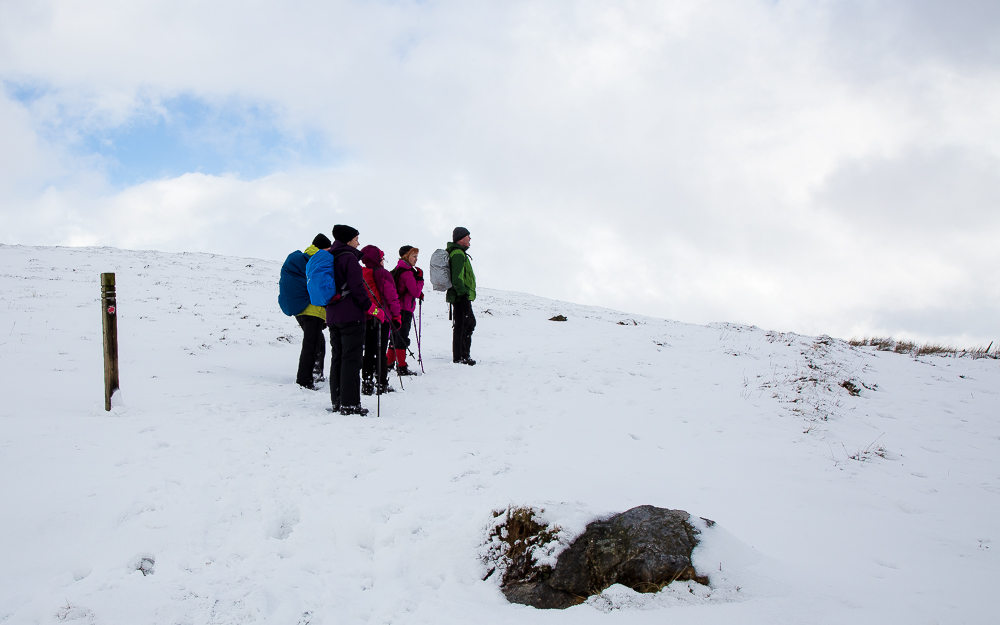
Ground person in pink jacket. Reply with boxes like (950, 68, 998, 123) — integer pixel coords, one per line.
(388, 245, 424, 376)
(360, 245, 401, 395)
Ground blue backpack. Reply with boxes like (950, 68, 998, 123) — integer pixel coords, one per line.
(305, 249, 340, 306)
(278, 250, 311, 316)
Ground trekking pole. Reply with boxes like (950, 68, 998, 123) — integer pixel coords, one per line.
(376, 320, 381, 418)
(417, 299, 425, 373)
(360, 279, 406, 391)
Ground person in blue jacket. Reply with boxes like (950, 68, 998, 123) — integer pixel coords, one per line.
(279, 233, 332, 389)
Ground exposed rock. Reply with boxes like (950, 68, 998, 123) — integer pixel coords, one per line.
(501, 581, 583, 609)
(547, 506, 708, 595)
(493, 505, 710, 609)
(133, 553, 155, 576)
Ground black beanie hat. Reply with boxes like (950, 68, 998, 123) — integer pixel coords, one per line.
(399, 245, 415, 258)
(312, 233, 332, 249)
(332, 224, 359, 244)
(453, 226, 470, 242)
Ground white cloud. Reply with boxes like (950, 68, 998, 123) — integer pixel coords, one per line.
(0, 93, 48, 194)
(1, 0, 998, 343)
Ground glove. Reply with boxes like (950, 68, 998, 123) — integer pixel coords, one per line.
(418, 293, 424, 301)
(415, 267, 423, 279)
(368, 303, 386, 323)
(393, 316, 402, 330)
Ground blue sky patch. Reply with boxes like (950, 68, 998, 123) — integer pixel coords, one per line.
(83, 94, 340, 185)
(4, 81, 342, 186)
(6, 80, 47, 104)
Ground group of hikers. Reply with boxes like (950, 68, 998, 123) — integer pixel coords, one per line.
(278, 225, 477, 416)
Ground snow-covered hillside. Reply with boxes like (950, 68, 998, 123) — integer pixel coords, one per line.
(1, 244, 997, 624)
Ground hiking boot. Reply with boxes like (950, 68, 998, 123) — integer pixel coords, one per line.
(397, 365, 418, 376)
(339, 404, 369, 416)
(377, 382, 396, 394)
(458, 357, 476, 366)
(361, 377, 374, 396)
(298, 381, 318, 390)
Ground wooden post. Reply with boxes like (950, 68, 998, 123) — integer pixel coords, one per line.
(101, 273, 120, 411)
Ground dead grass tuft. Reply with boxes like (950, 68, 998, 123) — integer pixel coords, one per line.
(482, 507, 562, 586)
(893, 340, 916, 354)
(839, 380, 861, 396)
(849, 337, 998, 360)
(916, 343, 957, 356)
(847, 434, 888, 462)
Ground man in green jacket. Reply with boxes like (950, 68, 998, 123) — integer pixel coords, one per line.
(447, 227, 476, 365)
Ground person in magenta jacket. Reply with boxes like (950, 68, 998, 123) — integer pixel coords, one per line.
(388, 245, 424, 376)
(360, 245, 401, 394)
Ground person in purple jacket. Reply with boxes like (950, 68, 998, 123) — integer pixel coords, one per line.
(325, 225, 385, 416)
(359, 245, 401, 395)
(388, 245, 424, 376)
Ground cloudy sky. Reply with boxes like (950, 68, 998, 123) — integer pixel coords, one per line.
(1, 0, 998, 344)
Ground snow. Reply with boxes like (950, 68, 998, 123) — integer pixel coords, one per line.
(1, 243, 998, 624)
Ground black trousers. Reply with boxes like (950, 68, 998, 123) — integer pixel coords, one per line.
(295, 315, 326, 386)
(330, 320, 366, 408)
(452, 298, 476, 362)
(392, 311, 413, 349)
(363, 318, 392, 384)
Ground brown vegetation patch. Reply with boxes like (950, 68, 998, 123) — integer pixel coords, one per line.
(849, 336, 998, 360)
(482, 506, 561, 586)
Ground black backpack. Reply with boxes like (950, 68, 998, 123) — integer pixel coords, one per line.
(391, 264, 419, 293)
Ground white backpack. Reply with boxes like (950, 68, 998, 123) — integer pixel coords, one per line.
(429, 248, 453, 291)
